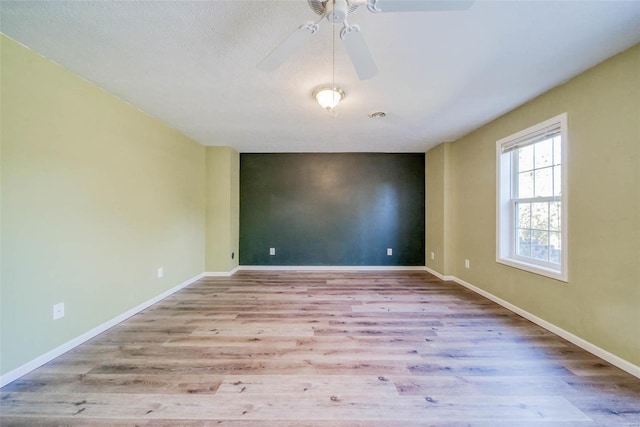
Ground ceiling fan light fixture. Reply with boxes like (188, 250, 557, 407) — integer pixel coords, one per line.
(313, 86, 345, 111)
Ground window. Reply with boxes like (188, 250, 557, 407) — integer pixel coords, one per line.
(496, 113, 568, 282)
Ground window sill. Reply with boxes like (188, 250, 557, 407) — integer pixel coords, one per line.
(496, 257, 567, 282)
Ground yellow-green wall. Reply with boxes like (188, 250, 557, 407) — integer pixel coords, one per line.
(0, 35, 207, 375)
(427, 44, 640, 365)
(425, 142, 453, 274)
(205, 146, 239, 272)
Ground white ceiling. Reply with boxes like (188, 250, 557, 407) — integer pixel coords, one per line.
(2, 0, 639, 153)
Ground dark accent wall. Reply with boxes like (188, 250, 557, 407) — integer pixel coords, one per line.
(239, 153, 425, 266)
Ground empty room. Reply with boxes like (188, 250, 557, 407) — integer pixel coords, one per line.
(1, 0, 639, 425)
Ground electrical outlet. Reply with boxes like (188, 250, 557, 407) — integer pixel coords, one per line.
(157, 267, 164, 278)
(465, 259, 470, 269)
(387, 248, 393, 256)
(269, 248, 276, 256)
(53, 302, 65, 320)
(430, 251, 435, 260)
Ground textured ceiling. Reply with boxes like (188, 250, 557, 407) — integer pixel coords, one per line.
(2, 0, 639, 152)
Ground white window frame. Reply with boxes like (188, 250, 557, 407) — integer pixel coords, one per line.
(496, 113, 568, 282)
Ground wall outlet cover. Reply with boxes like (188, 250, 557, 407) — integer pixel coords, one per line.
(387, 248, 393, 256)
(157, 267, 164, 278)
(53, 302, 65, 320)
(269, 248, 276, 256)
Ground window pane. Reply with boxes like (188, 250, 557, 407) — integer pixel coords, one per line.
(517, 202, 531, 229)
(554, 165, 562, 197)
(553, 136, 561, 166)
(516, 229, 531, 258)
(518, 171, 534, 199)
(535, 138, 553, 168)
(549, 232, 561, 264)
(550, 202, 561, 231)
(531, 230, 549, 261)
(518, 145, 534, 172)
(531, 202, 549, 230)
(534, 167, 553, 198)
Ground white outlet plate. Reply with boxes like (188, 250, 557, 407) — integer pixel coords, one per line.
(387, 248, 393, 256)
(465, 259, 470, 269)
(269, 248, 276, 256)
(157, 267, 163, 278)
(430, 252, 435, 260)
(53, 302, 65, 320)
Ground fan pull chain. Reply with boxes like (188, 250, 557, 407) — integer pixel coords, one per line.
(331, 0, 338, 117)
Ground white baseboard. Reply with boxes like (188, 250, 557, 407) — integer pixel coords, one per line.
(424, 266, 452, 281)
(447, 274, 640, 379)
(0, 272, 204, 388)
(237, 265, 427, 272)
(203, 267, 239, 277)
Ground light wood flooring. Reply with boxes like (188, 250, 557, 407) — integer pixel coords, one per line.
(1, 270, 639, 426)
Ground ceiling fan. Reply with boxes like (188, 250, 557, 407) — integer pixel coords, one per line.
(258, 0, 474, 80)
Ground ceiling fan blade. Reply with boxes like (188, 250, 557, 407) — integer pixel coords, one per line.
(258, 22, 319, 72)
(341, 26, 378, 80)
(367, 0, 474, 13)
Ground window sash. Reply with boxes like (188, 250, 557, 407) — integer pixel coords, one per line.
(511, 199, 561, 266)
(511, 137, 561, 200)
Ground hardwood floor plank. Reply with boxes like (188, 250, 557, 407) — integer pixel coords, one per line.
(394, 375, 587, 396)
(1, 373, 223, 395)
(0, 392, 592, 422)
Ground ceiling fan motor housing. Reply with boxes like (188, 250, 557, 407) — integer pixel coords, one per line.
(308, 0, 359, 24)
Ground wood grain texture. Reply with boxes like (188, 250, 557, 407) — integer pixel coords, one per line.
(1, 271, 639, 425)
